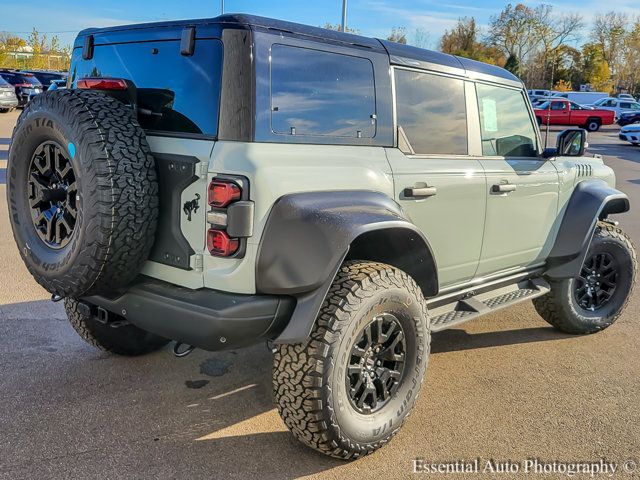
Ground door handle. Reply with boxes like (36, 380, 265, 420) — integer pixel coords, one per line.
(492, 183, 517, 193)
(404, 186, 437, 198)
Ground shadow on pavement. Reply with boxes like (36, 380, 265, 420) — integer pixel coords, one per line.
(0, 298, 576, 478)
(431, 326, 573, 354)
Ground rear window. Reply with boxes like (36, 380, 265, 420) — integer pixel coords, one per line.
(71, 39, 223, 136)
(270, 45, 376, 138)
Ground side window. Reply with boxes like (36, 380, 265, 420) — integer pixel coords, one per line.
(394, 69, 468, 155)
(476, 83, 538, 157)
(570, 102, 583, 110)
(551, 101, 566, 110)
(270, 45, 376, 138)
(620, 102, 632, 109)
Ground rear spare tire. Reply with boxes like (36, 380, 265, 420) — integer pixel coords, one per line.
(7, 89, 158, 297)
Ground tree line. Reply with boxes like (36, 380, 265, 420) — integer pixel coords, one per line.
(437, 5, 639, 95)
(0, 29, 71, 71)
(329, 4, 639, 95)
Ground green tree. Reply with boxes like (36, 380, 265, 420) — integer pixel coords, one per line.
(504, 54, 520, 75)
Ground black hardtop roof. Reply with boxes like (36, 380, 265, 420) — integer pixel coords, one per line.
(77, 13, 520, 85)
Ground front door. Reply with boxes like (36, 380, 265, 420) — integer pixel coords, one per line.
(387, 69, 486, 288)
(473, 83, 560, 277)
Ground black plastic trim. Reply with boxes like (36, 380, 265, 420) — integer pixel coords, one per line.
(545, 179, 630, 279)
(82, 35, 94, 60)
(218, 28, 255, 142)
(255, 191, 438, 344)
(149, 153, 198, 270)
(180, 27, 196, 56)
(82, 276, 295, 351)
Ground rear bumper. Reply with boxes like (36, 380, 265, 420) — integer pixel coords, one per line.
(0, 98, 18, 109)
(82, 276, 295, 351)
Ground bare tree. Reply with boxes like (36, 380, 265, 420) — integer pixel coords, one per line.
(411, 28, 431, 49)
(592, 12, 629, 90)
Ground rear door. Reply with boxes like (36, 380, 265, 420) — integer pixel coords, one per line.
(472, 83, 559, 277)
(386, 68, 486, 288)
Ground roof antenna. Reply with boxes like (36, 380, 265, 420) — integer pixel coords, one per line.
(544, 49, 557, 149)
(341, 0, 348, 32)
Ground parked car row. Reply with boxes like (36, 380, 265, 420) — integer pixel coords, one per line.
(0, 69, 67, 112)
(0, 75, 19, 112)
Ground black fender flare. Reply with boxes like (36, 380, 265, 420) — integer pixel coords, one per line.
(255, 191, 437, 344)
(545, 179, 629, 279)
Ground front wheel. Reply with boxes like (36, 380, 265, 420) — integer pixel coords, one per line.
(273, 261, 430, 459)
(533, 222, 637, 334)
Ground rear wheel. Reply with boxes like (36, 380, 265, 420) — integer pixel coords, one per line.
(273, 261, 430, 459)
(64, 298, 170, 356)
(533, 222, 636, 334)
(586, 119, 601, 132)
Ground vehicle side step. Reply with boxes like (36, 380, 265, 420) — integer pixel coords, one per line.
(427, 277, 550, 332)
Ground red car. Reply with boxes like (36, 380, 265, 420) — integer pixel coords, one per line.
(534, 99, 615, 132)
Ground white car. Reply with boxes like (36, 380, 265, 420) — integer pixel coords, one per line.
(617, 94, 636, 101)
(589, 98, 640, 118)
(619, 124, 640, 145)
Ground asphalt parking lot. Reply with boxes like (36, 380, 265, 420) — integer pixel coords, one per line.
(1, 108, 639, 479)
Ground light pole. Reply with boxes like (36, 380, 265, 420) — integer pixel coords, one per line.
(341, 0, 348, 32)
(221, 0, 224, 14)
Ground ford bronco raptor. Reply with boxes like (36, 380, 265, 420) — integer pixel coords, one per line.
(6, 15, 636, 459)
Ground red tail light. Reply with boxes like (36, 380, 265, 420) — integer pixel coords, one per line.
(208, 180, 241, 208)
(207, 229, 239, 256)
(77, 78, 128, 91)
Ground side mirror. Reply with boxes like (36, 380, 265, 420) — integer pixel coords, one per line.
(556, 129, 587, 157)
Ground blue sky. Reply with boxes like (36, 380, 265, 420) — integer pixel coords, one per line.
(2, 0, 638, 49)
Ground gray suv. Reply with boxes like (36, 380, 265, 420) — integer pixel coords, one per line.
(6, 15, 636, 459)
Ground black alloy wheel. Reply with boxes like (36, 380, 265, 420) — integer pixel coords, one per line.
(27, 141, 78, 249)
(346, 313, 407, 414)
(574, 252, 618, 312)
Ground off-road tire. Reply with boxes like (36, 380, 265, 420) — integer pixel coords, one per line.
(64, 298, 169, 356)
(7, 89, 158, 297)
(273, 261, 430, 459)
(534, 222, 637, 334)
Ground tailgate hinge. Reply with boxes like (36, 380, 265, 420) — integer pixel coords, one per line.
(194, 253, 204, 272)
(198, 161, 209, 178)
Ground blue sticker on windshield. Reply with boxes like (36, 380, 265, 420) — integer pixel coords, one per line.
(67, 142, 76, 159)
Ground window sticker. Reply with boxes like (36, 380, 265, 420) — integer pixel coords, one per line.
(481, 98, 498, 132)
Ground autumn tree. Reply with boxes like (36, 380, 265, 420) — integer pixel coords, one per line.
(440, 17, 504, 65)
(387, 27, 407, 44)
(553, 79, 572, 92)
(321, 23, 359, 34)
(488, 3, 582, 86)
